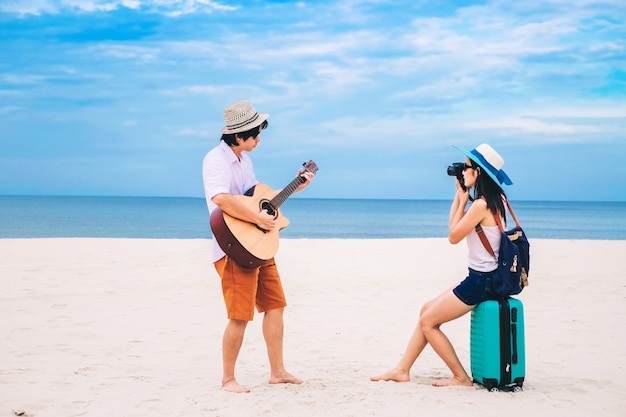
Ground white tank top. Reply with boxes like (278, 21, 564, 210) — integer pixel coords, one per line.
(466, 224, 501, 272)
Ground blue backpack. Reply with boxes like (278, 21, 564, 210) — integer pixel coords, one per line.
(476, 198, 530, 297)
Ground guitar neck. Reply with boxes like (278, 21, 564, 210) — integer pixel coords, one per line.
(270, 176, 306, 210)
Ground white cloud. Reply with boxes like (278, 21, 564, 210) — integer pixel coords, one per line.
(462, 116, 604, 136)
(182, 85, 216, 94)
(0, 106, 25, 114)
(2, 0, 625, 200)
(0, 0, 236, 15)
(155, 0, 236, 17)
(91, 45, 160, 62)
(0, 0, 56, 15)
(522, 105, 626, 120)
(2, 73, 49, 85)
(173, 127, 213, 137)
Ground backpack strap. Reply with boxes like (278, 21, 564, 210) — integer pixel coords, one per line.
(475, 196, 521, 258)
(502, 196, 521, 229)
(476, 224, 496, 258)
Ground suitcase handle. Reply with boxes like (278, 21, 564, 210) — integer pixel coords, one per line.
(512, 323, 518, 364)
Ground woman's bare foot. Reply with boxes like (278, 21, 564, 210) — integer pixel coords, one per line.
(370, 369, 411, 382)
(222, 378, 250, 393)
(431, 376, 473, 387)
(269, 371, 303, 385)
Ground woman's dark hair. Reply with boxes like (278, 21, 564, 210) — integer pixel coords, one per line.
(473, 167, 507, 225)
(221, 120, 269, 146)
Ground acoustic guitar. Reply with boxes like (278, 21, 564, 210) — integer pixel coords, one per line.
(210, 160, 319, 268)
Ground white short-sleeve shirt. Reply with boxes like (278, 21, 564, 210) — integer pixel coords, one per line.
(202, 140, 259, 262)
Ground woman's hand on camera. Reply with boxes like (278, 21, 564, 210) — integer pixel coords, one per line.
(455, 179, 470, 205)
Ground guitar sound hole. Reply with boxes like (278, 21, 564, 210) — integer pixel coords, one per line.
(260, 200, 277, 217)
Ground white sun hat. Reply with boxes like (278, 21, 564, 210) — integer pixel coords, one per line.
(454, 143, 513, 186)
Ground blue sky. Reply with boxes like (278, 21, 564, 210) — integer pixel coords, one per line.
(1, 0, 625, 201)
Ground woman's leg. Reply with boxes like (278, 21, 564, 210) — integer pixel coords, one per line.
(371, 288, 474, 386)
(369, 321, 428, 382)
(370, 289, 451, 382)
(419, 289, 474, 386)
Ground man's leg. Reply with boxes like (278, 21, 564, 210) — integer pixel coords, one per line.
(263, 307, 302, 385)
(222, 318, 250, 393)
(215, 256, 257, 393)
(255, 259, 302, 385)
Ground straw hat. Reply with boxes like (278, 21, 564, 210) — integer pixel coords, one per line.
(221, 100, 269, 134)
(454, 143, 513, 185)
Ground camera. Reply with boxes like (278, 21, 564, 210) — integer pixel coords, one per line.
(447, 162, 467, 191)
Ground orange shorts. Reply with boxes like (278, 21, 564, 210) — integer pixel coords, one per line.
(213, 256, 287, 321)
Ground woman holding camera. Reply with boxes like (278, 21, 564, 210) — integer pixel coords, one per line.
(370, 143, 512, 387)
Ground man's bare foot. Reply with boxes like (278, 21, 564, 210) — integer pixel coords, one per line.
(269, 371, 303, 385)
(370, 369, 411, 382)
(431, 376, 473, 387)
(222, 378, 250, 393)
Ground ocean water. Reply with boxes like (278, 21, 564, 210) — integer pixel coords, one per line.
(1, 196, 625, 240)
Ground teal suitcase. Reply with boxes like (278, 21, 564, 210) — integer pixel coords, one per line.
(470, 297, 525, 392)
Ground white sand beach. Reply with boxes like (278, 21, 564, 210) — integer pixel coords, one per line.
(1, 238, 625, 417)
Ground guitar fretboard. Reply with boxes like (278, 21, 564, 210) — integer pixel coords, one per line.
(270, 176, 306, 209)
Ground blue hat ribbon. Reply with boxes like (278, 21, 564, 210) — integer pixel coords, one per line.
(470, 149, 512, 185)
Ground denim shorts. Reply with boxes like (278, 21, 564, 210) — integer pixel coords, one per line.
(453, 268, 498, 306)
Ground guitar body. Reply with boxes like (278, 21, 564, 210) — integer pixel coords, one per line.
(210, 183, 290, 268)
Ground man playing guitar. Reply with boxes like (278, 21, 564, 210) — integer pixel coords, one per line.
(202, 100, 315, 393)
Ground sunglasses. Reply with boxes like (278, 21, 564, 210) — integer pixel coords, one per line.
(256, 120, 268, 136)
(464, 162, 478, 171)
